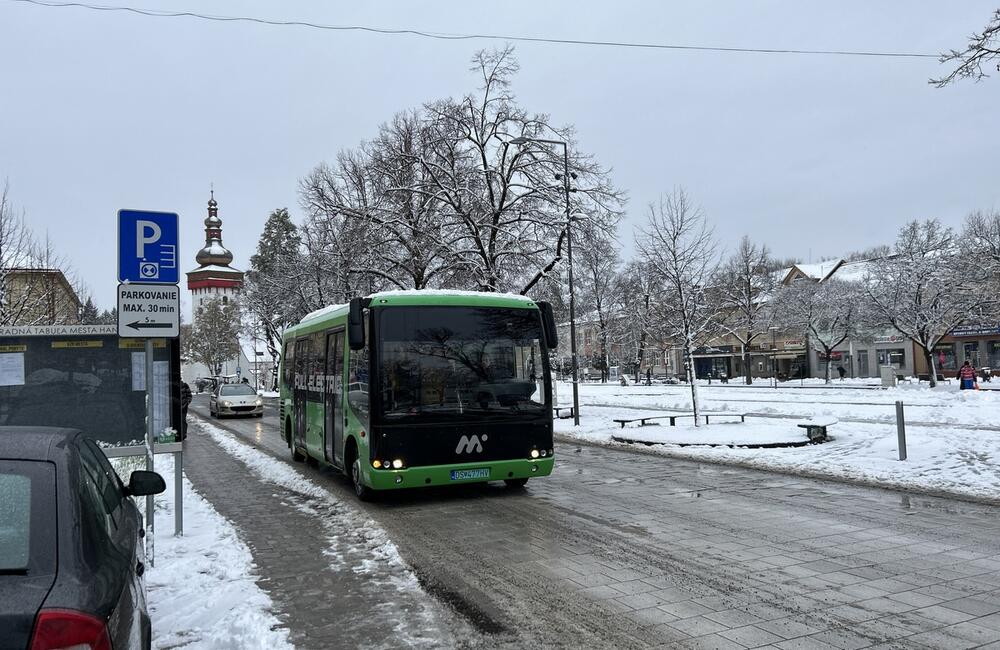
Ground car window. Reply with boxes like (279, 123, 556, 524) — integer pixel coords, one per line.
(0, 460, 57, 575)
(220, 385, 256, 396)
(83, 439, 125, 492)
(0, 473, 31, 571)
(78, 442, 121, 531)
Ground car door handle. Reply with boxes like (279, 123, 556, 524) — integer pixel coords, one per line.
(135, 561, 145, 577)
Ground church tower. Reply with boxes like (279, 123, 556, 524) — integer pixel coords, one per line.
(186, 192, 244, 322)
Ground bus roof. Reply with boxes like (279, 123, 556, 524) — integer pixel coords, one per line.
(286, 289, 539, 338)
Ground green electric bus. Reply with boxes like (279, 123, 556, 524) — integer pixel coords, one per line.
(278, 290, 559, 499)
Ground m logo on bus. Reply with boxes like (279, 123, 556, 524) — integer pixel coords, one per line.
(455, 434, 487, 454)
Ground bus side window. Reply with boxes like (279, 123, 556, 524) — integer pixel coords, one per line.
(347, 317, 369, 429)
(282, 340, 295, 389)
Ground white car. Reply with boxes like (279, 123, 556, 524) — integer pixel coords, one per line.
(209, 383, 264, 418)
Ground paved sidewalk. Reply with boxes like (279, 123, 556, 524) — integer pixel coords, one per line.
(181, 418, 460, 649)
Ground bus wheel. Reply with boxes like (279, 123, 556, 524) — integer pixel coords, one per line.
(505, 478, 529, 489)
(351, 457, 374, 501)
(288, 422, 305, 462)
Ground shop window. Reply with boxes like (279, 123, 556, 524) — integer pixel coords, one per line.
(877, 348, 905, 368)
(989, 342, 1000, 369)
(934, 344, 957, 372)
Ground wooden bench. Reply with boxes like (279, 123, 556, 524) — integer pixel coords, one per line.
(895, 374, 913, 384)
(797, 417, 838, 441)
(612, 414, 678, 428)
(613, 412, 747, 429)
(554, 406, 575, 420)
(917, 374, 951, 384)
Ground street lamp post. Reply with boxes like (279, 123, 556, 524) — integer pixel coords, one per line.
(770, 326, 779, 390)
(510, 135, 580, 426)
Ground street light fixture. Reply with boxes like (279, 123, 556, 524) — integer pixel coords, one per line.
(509, 135, 580, 426)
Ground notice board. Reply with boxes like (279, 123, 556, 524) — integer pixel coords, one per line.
(0, 325, 181, 446)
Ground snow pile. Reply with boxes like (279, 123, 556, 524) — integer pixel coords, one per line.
(108, 455, 293, 650)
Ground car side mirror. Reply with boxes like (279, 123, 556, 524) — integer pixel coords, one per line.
(348, 297, 366, 350)
(126, 470, 166, 497)
(538, 302, 558, 350)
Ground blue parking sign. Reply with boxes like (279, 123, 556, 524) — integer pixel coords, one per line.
(118, 210, 179, 284)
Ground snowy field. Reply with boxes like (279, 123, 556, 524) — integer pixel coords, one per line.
(109, 454, 293, 650)
(554, 379, 1000, 502)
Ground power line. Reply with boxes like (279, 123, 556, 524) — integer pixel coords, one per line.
(8, 0, 941, 60)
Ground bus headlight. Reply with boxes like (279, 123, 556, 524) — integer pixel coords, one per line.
(392, 459, 404, 469)
(372, 460, 382, 469)
(530, 449, 540, 459)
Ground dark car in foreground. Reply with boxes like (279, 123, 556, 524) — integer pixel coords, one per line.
(0, 427, 165, 650)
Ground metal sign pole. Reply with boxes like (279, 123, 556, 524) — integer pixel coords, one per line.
(174, 450, 183, 535)
(145, 338, 155, 566)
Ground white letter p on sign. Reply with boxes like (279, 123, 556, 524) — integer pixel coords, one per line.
(137, 220, 161, 258)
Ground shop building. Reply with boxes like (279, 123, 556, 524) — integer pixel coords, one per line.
(913, 324, 1000, 378)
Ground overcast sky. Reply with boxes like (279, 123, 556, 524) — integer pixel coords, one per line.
(1, 0, 998, 313)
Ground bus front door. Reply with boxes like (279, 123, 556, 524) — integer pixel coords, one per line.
(325, 330, 345, 467)
(294, 338, 308, 453)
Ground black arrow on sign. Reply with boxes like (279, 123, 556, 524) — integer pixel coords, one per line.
(127, 321, 173, 330)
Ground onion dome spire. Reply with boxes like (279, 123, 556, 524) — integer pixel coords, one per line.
(195, 190, 234, 266)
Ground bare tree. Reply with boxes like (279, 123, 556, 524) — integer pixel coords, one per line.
(637, 188, 721, 425)
(773, 278, 865, 384)
(963, 209, 1000, 273)
(931, 9, 1000, 87)
(418, 46, 624, 293)
(611, 261, 660, 383)
(301, 112, 462, 291)
(716, 236, 776, 385)
(575, 214, 621, 382)
(0, 184, 79, 325)
(866, 219, 997, 387)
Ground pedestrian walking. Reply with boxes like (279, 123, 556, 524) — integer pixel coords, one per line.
(180, 380, 192, 439)
(837, 365, 846, 380)
(958, 360, 977, 390)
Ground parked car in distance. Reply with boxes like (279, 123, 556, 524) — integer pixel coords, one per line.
(0, 426, 165, 650)
(209, 383, 264, 418)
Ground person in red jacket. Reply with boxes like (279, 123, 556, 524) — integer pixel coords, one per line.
(958, 360, 977, 390)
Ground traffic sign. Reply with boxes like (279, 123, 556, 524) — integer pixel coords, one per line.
(117, 284, 180, 338)
(118, 210, 179, 284)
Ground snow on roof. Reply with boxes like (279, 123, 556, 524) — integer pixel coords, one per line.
(794, 259, 844, 282)
(369, 289, 534, 303)
(187, 264, 244, 274)
(830, 260, 872, 283)
(301, 301, 348, 323)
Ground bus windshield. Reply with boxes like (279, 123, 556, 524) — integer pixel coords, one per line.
(377, 306, 548, 420)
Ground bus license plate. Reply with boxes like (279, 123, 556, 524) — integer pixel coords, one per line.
(451, 468, 490, 481)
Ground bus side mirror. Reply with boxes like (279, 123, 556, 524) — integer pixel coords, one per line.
(348, 298, 366, 350)
(538, 302, 558, 350)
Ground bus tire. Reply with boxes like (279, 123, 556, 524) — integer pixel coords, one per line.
(287, 420, 305, 463)
(504, 478, 529, 488)
(351, 455, 374, 501)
